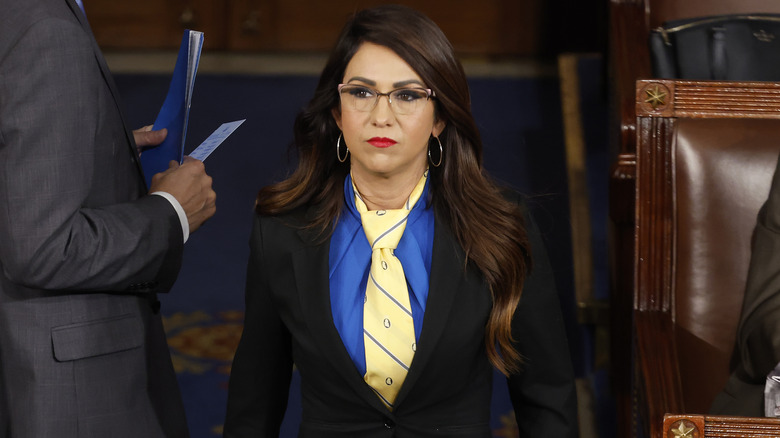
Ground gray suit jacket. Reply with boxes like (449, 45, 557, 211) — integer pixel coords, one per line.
(0, 0, 188, 436)
(712, 156, 780, 416)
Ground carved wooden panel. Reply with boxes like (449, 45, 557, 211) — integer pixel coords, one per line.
(663, 414, 780, 437)
(635, 115, 675, 313)
(636, 80, 780, 119)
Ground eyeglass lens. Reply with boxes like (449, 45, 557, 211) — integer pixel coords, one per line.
(339, 85, 431, 115)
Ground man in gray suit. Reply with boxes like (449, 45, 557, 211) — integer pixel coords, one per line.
(712, 156, 780, 416)
(0, 0, 217, 436)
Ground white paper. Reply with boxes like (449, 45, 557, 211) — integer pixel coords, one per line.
(188, 119, 245, 161)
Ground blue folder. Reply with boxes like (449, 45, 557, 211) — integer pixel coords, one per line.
(139, 30, 203, 188)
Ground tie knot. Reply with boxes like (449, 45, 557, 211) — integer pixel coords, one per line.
(361, 209, 409, 250)
(352, 170, 428, 250)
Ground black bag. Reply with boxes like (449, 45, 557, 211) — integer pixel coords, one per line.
(649, 14, 780, 80)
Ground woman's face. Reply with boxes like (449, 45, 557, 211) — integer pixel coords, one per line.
(333, 42, 444, 183)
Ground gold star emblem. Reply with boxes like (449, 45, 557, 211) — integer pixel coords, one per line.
(670, 421, 695, 437)
(645, 85, 667, 109)
(755, 29, 775, 43)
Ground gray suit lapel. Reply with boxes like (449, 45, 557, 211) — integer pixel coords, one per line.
(64, 0, 146, 191)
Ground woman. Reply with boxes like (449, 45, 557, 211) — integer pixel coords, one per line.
(224, 5, 577, 437)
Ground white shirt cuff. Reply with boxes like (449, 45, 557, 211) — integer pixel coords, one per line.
(151, 191, 189, 243)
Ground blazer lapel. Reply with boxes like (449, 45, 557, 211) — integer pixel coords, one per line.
(64, 0, 146, 190)
(393, 214, 465, 407)
(292, 225, 390, 413)
(64, 0, 90, 32)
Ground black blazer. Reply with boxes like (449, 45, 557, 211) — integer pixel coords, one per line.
(225, 200, 577, 437)
(712, 157, 780, 416)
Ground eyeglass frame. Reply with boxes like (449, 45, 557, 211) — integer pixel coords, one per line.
(336, 83, 436, 115)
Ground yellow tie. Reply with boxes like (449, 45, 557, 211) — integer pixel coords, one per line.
(354, 172, 427, 410)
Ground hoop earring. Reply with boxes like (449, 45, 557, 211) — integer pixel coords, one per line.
(428, 136, 443, 167)
(336, 133, 349, 163)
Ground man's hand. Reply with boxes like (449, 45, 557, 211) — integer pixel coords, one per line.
(149, 157, 216, 233)
(133, 125, 167, 155)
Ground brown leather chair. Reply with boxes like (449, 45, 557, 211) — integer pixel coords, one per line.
(633, 78, 780, 437)
(609, 1, 780, 435)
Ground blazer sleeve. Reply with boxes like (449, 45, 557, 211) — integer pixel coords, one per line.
(735, 155, 780, 382)
(224, 214, 293, 437)
(506, 201, 579, 437)
(0, 14, 182, 293)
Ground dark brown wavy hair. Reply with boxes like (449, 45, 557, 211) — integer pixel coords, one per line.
(256, 4, 531, 376)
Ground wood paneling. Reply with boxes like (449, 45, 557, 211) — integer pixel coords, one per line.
(86, 0, 228, 50)
(85, 0, 540, 56)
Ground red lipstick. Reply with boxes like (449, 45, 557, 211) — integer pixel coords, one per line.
(367, 137, 397, 148)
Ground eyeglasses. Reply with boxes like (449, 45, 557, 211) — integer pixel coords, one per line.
(337, 84, 435, 116)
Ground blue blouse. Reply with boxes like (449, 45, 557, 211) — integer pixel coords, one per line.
(328, 175, 434, 375)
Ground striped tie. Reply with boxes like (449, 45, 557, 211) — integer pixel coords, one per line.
(354, 171, 427, 410)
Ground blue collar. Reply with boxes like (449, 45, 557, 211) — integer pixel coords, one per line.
(328, 174, 434, 375)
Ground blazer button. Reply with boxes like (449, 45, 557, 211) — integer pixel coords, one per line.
(383, 418, 394, 429)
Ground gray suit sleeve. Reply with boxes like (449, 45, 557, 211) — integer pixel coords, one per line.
(0, 16, 183, 292)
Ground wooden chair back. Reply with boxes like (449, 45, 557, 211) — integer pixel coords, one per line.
(634, 78, 780, 437)
(608, 2, 780, 435)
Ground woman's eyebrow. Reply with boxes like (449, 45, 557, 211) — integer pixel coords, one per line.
(393, 79, 425, 88)
(345, 77, 425, 88)
(345, 76, 376, 86)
